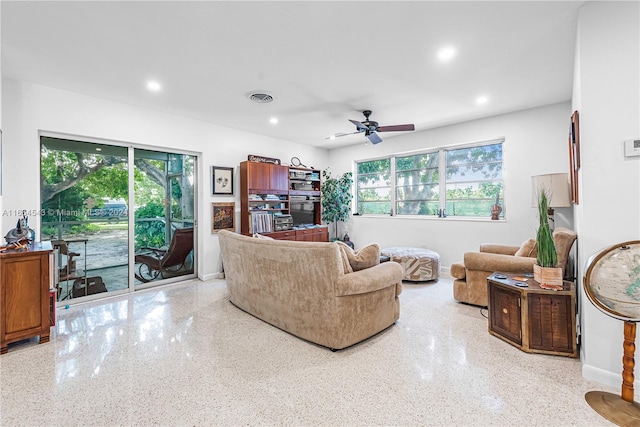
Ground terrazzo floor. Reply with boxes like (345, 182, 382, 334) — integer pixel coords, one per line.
(0, 275, 618, 426)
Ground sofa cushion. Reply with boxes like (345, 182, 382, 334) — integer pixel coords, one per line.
(336, 241, 380, 271)
(514, 238, 537, 257)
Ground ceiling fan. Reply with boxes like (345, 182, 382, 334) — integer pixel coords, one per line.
(329, 110, 415, 144)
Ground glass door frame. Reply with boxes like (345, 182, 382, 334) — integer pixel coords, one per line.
(39, 131, 200, 304)
(132, 147, 199, 291)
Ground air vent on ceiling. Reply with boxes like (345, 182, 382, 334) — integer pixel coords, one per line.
(247, 91, 275, 104)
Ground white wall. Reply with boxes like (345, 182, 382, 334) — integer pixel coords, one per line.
(573, 1, 640, 392)
(0, 5, 3, 231)
(1, 78, 329, 279)
(328, 102, 574, 269)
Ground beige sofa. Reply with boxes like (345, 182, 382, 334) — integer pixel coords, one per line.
(450, 227, 577, 307)
(218, 230, 404, 350)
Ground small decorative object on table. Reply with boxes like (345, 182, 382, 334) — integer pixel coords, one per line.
(342, 233, 355, 249)
(490, 193, 502, 220)
(4, 215, 36, 244)
(248, 154, 280, 165)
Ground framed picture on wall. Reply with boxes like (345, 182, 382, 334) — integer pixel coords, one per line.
(212, 166, 234, 195)
(569, 110, 580, 204)
(211, 202, 235, 233)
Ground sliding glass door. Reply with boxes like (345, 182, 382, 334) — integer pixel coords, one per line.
(133, 149, 196, 287)
(40, 136, 197, 303)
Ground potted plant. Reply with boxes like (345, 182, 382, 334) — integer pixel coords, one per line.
(533, 189, 563, 286)
(321, 169, 353, 240)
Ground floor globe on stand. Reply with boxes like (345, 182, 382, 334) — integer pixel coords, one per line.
(583, 240, 640, 426)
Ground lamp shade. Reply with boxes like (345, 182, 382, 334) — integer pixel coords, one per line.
(531, 173, 571, 208)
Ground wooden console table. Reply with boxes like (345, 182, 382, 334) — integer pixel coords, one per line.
(487, 272, 577, 358)
(0, 242, 53, 354)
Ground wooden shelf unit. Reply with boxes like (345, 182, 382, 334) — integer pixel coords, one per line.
(487, 272, 577, 358)
(1, 242, 54, 354)
(240, 161, 326, 241)
(288, 167, 322, 226)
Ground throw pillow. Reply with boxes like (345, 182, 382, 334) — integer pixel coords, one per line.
(337, 245, 354, 274)
(336, 241, 380, 271)
(514, 238, 537, 257)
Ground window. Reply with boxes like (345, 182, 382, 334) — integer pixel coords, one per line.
(396, 152, 439, 215)
(356, 158, 391, 214)
(355, 139, 504, 218)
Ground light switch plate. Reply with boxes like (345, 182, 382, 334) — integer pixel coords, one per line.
(624, 139, 640, 157)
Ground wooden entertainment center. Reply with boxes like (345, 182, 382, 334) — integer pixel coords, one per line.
(239, 161, 328, 241)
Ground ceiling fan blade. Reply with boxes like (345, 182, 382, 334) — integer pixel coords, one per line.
(367, 132, 383, 145)
(377, 124, 415, 132)
(349, 119, 368, 131)
(325, 131, 360, 140)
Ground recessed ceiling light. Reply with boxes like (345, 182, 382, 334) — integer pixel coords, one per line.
(269, 117, 278, 124)
(328, 135, 336, 140)
(476, 95, 489, 105)
(146, 81, 161, 92)
(95, 148, 102, 151)
(438, 46, 456, 62)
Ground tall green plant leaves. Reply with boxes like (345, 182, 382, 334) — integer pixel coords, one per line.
(536, 190, 558, 267)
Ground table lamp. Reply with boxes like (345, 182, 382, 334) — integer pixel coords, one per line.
(531, 173, 571, 230)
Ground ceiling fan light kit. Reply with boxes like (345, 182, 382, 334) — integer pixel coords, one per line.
(333, 109, 415, 145)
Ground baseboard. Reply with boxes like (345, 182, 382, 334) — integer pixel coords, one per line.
(582, 363, 639, 399)
(201, 272, 224, 281)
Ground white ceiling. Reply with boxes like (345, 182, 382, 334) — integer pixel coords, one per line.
(2, 1, 583, 148)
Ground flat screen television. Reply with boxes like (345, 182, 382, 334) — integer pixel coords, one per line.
(290, 202, 315, 226)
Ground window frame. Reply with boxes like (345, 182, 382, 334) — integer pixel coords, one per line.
(354, 138, 505, 219)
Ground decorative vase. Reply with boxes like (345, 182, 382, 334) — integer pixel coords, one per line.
(533, 264, 563, 286)
(343, 233, 355, 250)
(490, 193, 502, 220)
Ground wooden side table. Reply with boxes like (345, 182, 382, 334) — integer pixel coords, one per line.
(487, 272, 577, 358)
(1, 242, 53, 354)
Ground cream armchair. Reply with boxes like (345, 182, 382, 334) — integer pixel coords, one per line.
(450, 227, 577, 307)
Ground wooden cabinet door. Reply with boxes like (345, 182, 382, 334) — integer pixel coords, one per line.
(1, 250, 51, 353)
(295, 228, 329, 242)
(295, 229, 315, 241)
(489, 284, 522, 345)
(247, 162, 270, 191)
(528, 294, 573, 353)
(269, 164, 289, 192)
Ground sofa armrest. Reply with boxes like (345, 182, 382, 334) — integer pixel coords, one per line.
(479, 244, 520, 256)
(335, 262, 403, 297)
(463, 251, 536, 273)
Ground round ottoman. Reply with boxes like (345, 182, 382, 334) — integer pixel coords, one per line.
(380, 247, 440, 281)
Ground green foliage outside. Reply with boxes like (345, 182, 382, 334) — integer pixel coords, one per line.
(356, 143, 503, 217)
(321, 169, 354, 239)
(40, 141, 194, 252)
(134, 201, 168, 250)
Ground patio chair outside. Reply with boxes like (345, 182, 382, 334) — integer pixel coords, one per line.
(134, 227, 194, 282)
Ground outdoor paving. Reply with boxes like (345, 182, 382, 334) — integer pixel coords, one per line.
(54, 228, 139, 301)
